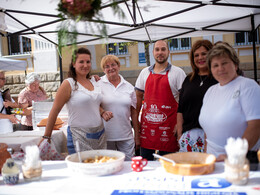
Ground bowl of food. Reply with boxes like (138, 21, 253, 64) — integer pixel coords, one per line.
(159, 152, 216, 176)
(65, 150, 125, 176)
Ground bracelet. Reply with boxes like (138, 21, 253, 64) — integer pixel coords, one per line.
(42, 135, 52, 139)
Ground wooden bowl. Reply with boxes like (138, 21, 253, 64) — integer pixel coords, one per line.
(159, 152, 216, 176)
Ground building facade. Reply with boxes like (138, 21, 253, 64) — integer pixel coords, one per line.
(1, 31, 260, 99)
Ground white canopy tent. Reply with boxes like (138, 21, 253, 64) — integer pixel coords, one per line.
(0, 0, 259, 80)
(0, 57, 27, 71)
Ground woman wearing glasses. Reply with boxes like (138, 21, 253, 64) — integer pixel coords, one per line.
(99, 55, 140, 160)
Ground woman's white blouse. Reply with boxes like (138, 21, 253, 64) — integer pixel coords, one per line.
(100, 75, 137, 141)
(66, 78, 103, 128)
(199, 76, 260, 157)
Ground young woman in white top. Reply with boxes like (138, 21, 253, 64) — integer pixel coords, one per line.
(41, 48, 113, 154)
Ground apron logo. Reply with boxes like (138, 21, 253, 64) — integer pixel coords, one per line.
(161, 105, 171, 109)
(144, 104, 167, 124)
(143, 102, 147, 109)
(150, 129, 155, 136)
(161, 131, 168, 137)
(160, 137, 169, 142)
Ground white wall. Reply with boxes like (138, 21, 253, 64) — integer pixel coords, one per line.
(149, 43, 155, 66)
(33, 50, 58, 72)
(87, 45, 97, 70)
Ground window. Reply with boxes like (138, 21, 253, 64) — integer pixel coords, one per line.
(107, 42, 128, 55)
(169, 37, 191, 51)
(235, 30, 259, 46)
(8, 35, 31, 55)
(9, 35, 20, 54)
(22, 37, 31, 53)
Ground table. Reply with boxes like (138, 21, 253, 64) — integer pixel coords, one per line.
(0, 129, 67, 154)
(0, 161, 259, 195)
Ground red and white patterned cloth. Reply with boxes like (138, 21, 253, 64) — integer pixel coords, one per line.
(38, 139, 66, 160)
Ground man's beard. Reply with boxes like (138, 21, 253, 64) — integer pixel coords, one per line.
(155, 56, 168, 64)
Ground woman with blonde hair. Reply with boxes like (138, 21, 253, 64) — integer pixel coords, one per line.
(99, 55, 140, 160)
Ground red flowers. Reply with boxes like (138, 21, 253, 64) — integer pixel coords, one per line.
(62, 0, 93, 17)
(187, 144, 192, 152)
(58, 0, 102, 19)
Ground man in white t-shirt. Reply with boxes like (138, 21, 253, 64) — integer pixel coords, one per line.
(0, 70, 19, 134)
(135, 40, 186, 160)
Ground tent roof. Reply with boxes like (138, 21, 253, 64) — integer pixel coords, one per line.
(1, 0, 260, 46)
(0, 57, 27, 71)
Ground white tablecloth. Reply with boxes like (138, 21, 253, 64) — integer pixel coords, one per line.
(0, 161, 259, 195)
(0, 129, 67, 154)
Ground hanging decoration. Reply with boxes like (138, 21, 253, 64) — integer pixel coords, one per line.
(57, 0, 125, 55)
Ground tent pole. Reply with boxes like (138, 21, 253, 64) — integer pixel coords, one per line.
(57, 47, 63, 84)
(59, 54, 63, 84)
(251, 15, 257, 82)
(132, 0, 136, 22)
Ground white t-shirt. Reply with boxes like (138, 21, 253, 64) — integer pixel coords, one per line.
(0, 95, 13, 134)
(66, 78, 103, 128)
(100, 75, 136, 141)
(135, 63, 186, 102)
(199, 76, 260, 157)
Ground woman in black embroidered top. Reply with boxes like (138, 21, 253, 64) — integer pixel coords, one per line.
(176, 39, 217, 152)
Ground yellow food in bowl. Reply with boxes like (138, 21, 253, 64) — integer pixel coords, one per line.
(83, 156, 117, 163)
(65, 150, 125, 176)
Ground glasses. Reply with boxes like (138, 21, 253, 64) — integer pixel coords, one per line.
(0, 77, 5, 80)
(104, 63, 117, 69)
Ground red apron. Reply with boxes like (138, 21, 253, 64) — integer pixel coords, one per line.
(140, 71, 179, 152)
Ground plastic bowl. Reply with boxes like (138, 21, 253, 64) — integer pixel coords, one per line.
(159, 152, 216, 176)
(65, 150, 125, 176)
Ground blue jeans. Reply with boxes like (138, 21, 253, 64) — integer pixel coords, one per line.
(67, 126, 76, 154)
(140, 147, 171, 161)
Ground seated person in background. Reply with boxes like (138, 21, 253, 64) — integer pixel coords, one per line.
(18, 72, 48, 130)
(199, 42, 260, 161)
(0, 70, 20, 134)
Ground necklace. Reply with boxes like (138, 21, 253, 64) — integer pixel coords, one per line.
(199, 75, 208, 86)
